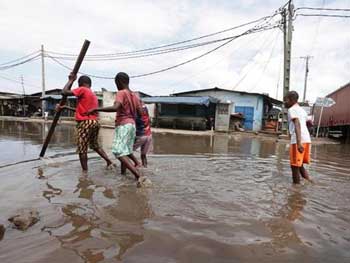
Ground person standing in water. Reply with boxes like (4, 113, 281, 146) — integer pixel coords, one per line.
(134, 99, 153, 168)
(86, 72, 143, 182)
(57, 74, 114, 171)
(284, 91, 313, 184)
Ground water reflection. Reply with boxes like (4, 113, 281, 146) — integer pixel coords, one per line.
(42, 174, 154, 262)
(267, 188, 306, 250)
(42, 182, 63, 203)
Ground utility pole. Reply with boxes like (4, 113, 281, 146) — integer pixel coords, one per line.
(281, 0, 294, 132)
(41, 44, 46, 118)
(21, 75, 26, 117)
(300, 55, 313, 102)
(283, 0, 294, 97)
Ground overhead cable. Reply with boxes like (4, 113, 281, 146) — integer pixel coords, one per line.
(0, 54, 41, 71)
(48, 24, 279, 79)
(0, 51, 40, 66)
(45, 16, 280, 58)
(296, 14, 350, 18)
(296, 7, 350, 12)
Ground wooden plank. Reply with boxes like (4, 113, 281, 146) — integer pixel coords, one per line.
(39, 40, 90, 157)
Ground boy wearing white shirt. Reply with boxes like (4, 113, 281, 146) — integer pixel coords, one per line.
(284, 91, 313, 184)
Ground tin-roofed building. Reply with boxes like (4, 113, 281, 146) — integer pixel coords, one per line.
(143, 96, 218, 130)
(172, 87, 282, 132)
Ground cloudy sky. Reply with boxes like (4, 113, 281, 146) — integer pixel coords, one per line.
(0, 0, 349, 102)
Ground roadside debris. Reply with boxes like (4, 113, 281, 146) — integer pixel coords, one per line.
(8, 209, 39, 231)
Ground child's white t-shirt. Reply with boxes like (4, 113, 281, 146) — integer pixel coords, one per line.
(288, 103, 311, 144)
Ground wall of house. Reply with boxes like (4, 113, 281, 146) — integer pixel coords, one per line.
(314, 84, 350, 127)
(174, 90, 264, 131)
(99, 91, 115, 125)
(159, 104, 210, 117)
(99, 91, 152, 125)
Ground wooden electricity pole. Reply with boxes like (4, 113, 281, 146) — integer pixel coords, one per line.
(281, 0, 294, 132)
(300, 55, 313, 102)
(21, 75, 26, 117)
(283, 0, 294, 97)
(41, 44, 46, 118)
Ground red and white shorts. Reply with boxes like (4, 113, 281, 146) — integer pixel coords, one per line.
(133, 135, 153, 155)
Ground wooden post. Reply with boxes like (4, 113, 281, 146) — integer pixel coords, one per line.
(39, 40, 90, 157)
(316, 99, 325, 138)
(281, 1, 294, 133)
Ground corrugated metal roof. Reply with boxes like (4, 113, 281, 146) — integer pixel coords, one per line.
(172, 87, 283, 105)
(40, 95, 102, 100)
(0, 95, 21, 100)
(41, 95, 77, 100)
(142, 96, 218, 106)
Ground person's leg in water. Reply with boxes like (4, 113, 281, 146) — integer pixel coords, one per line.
(291, 166, 301, 184)
(140, 136, 151, 167)
(94, 147, 114, 167)
(121, 155, 139, 174)
(112, 124, 141, 181)
(128, 153, 141, 168)
(79, 153, 88, 171)
(118, 156, 141, 180)
(300, 165, 313, 183)
(300, 144, 313, 183)
(77, 121, 90, 171)
(121, 162, 127, 175)
(141, 154, 147, 167)
(90, 122, 114, 168)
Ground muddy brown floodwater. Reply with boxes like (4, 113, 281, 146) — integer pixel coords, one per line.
(0, 120, 350, 263)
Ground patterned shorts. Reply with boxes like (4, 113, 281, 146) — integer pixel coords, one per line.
(112, 123, 136, 157)
(133, 135, 153, 155)
(76, 120, 100, 154)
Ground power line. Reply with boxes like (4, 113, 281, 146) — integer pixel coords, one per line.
(0, 54, 41, 71)
(131, 27, 280, 79)
(48, 24, 279, 79)
(303, 0, 326, 59)
(166, 26, 269, 90)
(296, 14, 350, 18)
(249, 30, 281, 92)
(296, 7, 350, 12)
(0, 73, 41, 89)
(231, 29, 278, 90)
(275, 43, 284, 100)
(45, 16, 278, 58)
(47, 33, 266, 61)
(0, 50, 40, 66)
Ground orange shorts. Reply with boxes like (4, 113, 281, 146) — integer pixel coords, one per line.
(289, 143, 311, 167)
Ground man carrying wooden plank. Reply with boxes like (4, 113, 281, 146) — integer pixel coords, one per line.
(56, 73, 114, 171)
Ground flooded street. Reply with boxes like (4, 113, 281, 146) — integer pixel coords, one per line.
(0, 120, 350, 263)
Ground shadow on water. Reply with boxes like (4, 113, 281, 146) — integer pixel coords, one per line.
(0, 120, 350, 263)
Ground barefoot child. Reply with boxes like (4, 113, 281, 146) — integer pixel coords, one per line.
(134, 100, 153, 168)
(58, 74, 114, 171)
(86, 72, 143, 182)
(284, 91, 313, 184)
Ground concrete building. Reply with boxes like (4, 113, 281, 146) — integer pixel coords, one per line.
(143, 96, 217, 130)
(172, 87, 282, 132)
(99, 90, 151, 125)
(0, 91, 41, 117)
